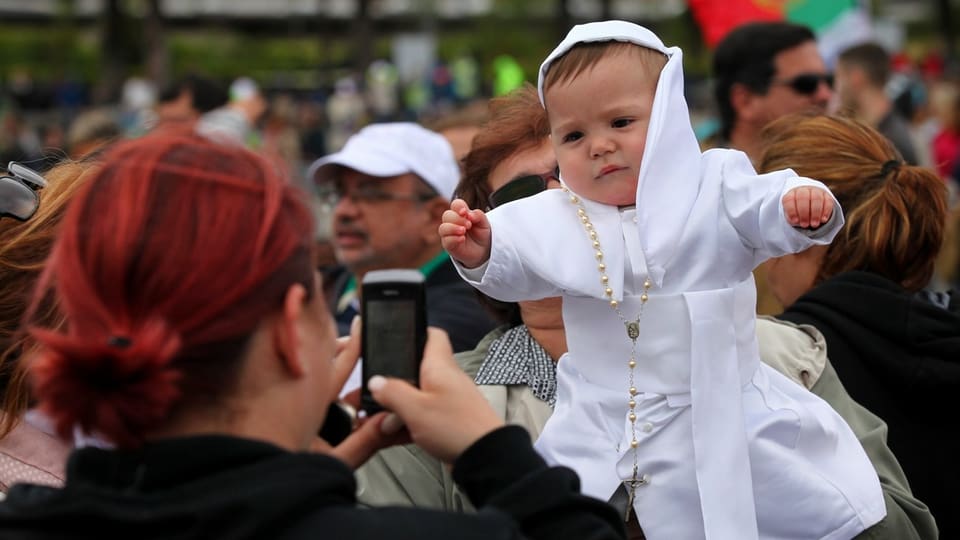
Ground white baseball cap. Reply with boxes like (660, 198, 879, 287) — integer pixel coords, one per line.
(308, 122, 459, 201)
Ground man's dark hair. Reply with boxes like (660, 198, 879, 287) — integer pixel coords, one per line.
(837, 42, 891, 89)
(712, 22, 816, 139)
(159, 74, 228, 114)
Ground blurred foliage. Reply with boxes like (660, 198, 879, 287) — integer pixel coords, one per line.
(0, 0, 953, 94)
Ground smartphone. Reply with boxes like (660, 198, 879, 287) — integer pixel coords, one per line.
(360, 269, 427, 415)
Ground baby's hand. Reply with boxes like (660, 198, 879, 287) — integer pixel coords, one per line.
(439, 199, 492, 268)
(783, 187, 834, 229)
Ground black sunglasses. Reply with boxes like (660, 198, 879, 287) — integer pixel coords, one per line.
(0, 162, 47, 222)
(488, 168, 559, 209)
(772, 73, 834, 96)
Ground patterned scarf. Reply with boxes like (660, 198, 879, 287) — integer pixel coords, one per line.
(474, 325, 558, 408)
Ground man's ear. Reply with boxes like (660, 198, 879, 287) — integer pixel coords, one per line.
(730, 82, 763, 124)
(273, 283, 308, 378)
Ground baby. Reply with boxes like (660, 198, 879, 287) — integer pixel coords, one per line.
(441, 21, 885, 540)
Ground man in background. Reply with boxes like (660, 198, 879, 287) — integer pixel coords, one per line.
(835, 42, 919, 165)
(310, 122, 497, 353)
(712, 22, 833, 166)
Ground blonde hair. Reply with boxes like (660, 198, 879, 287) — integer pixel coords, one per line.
(759, 114, 948, 291)
(541, 42, 666, 106)
(0, 159, 100, 437)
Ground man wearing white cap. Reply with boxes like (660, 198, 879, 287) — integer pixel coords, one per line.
(310, 122, 496, 353)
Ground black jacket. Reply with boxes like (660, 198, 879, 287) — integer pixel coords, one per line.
(778, 271, 960, 538)
(328, 258, 498, 353)
(0, 426, 623, 540)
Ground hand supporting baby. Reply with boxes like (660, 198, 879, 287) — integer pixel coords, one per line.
(783, 186, 834, 229)
(440, 199, 492, 269)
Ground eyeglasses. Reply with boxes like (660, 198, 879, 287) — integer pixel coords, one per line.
(772, 73, 834, 96)
(488, 168, 559, 209)
(0, 162, 47, 222)
(318, 184, 436, 207)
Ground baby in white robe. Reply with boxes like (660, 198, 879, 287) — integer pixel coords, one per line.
(440, 21, 885, 540)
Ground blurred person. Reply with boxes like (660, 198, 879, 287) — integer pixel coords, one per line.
(309, 123, 497, 354)
(760, 113, 959, 539)
(66, 109, 120, 159)
(712, 22, 835, 316)
(711, 22, 833, 166)
(0, 160, 100, 492)
(358, 84, 937, 540)
(325, 77, 367, 153)
(443, 22, 881, 539)
(261, 94, 304, 184)
(155, 74, 228, 129)
(426, 99, 489, 164)
(195, 77, 267, 148)
(931, 81, 960, 183)
(834, 43, 920, 165)
(366, 60, 400, 122)
(118, 77, 157, 138)
(0, 133, 625, 540)
(298, 101, 327, 165)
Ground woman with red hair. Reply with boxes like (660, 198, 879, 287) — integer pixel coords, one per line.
(0, 133, 623, 539)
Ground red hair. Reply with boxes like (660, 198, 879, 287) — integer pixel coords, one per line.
(27, 133, 315, 447)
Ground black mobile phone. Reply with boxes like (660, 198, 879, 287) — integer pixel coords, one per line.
(360, 269, 427, 415)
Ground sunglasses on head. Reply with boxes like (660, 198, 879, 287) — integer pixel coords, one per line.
(488, 168, 559, 209)
(0, 162, 47, 222)
(772, 73, 834, 95)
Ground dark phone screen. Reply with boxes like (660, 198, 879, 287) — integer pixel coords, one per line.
(365, 299, 418, 381)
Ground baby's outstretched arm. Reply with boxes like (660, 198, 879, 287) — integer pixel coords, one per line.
(439, 199, 492, 268)
(782, 186, 835, 229)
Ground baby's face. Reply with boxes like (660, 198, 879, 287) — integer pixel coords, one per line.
(545, 51, 655, 206)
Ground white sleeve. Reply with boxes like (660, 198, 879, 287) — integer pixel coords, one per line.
(451, 208, 566, 302)
(719, 152, 844, 263)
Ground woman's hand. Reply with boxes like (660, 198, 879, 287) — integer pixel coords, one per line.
(366, 328, 505, 463)
(312, 316, 411, 469)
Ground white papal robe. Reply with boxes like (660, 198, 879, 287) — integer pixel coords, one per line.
(456, 20, 886, 540)
(457, 151, 886, 539)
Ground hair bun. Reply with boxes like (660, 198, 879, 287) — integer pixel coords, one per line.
(30, 317, 183, 447)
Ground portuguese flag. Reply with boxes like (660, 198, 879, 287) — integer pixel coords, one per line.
(689, 0, 872, 62)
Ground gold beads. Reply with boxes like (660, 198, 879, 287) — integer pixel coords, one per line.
(598, 263, 606, 272)
(630, 440, 639, 448)
(629, 413, 636, 421)
(644, 279, 652, 289)
(629, 387, 638, 396)
(605, 287, 613, 297)
(595, 251, 603, 261)
(628, 399, 636, 408)
(628, 360, 636, 368)
(640, 293, 648, 302)
(610, 300, 618, 309)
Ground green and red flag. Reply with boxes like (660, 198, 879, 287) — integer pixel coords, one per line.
(689, 0, 872, 62)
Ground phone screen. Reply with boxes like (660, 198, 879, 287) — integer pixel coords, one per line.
(365, 299, 418, 382)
